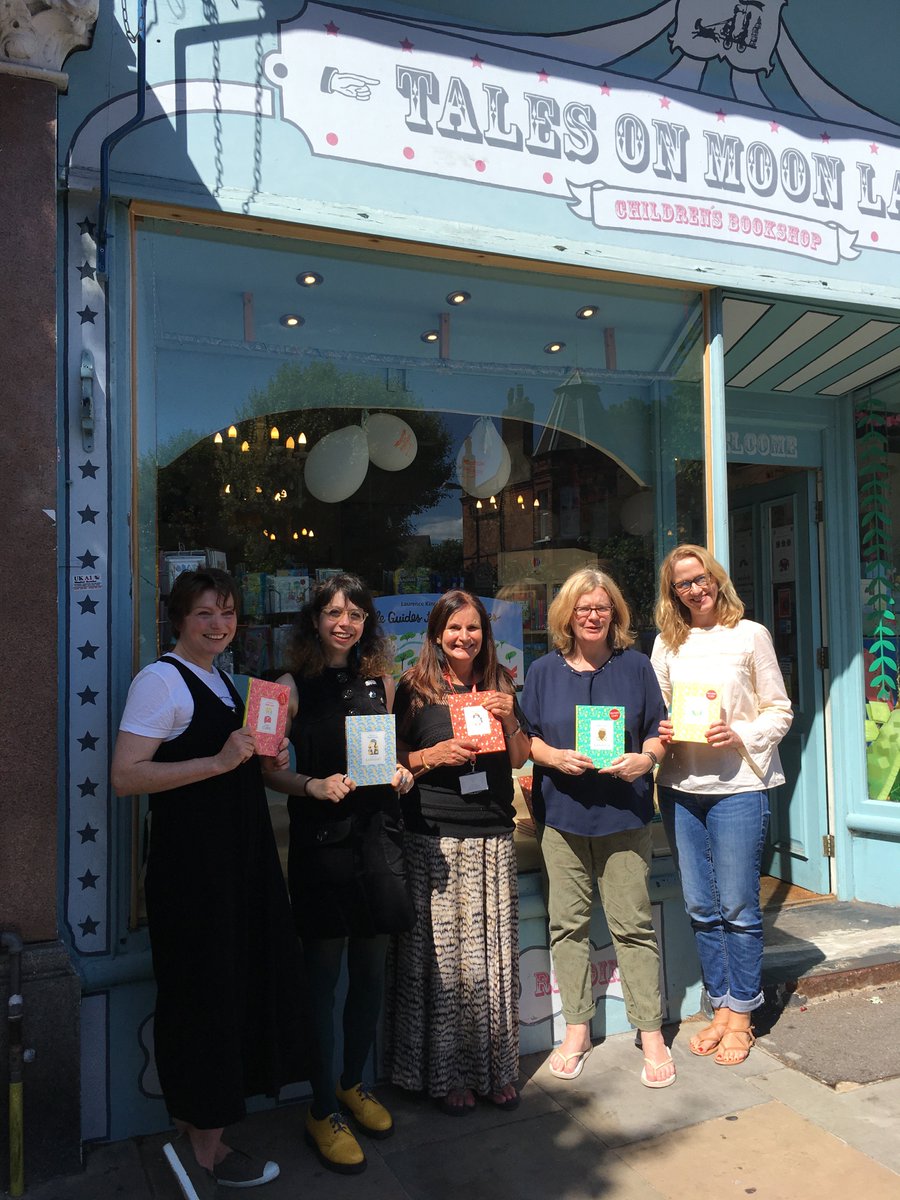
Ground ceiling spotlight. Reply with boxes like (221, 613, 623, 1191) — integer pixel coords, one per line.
(227, 425, 238, 439)
(213, 431, 223, 444)
(576, 305, 599, 319)
(280, 314, 304, 328)
(446, 290, 470, 306)
(420, 329, 439, 343)
(297, 271, 323, 287)
(544, 341, 566, 354)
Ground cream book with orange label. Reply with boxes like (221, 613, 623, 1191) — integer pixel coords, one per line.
(670, 681, 721, 743)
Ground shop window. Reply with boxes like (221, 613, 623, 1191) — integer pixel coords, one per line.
(129, 218, 704, 907)
(856, 374, 900, 802)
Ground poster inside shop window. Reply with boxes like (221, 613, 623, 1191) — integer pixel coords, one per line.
(374, 594, 524, 684)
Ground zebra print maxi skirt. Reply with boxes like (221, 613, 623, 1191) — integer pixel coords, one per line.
(383, 830, 520, 1098)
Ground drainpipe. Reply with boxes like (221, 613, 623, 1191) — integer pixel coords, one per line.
(1, 930, 24, 1198)
(97, 0, 147, 278)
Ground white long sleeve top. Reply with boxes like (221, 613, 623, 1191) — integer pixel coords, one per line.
(650, 620, 793, 794)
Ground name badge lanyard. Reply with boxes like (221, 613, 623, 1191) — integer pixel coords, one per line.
(445, 674, 489, 794)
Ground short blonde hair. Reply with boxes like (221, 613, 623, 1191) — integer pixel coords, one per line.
(655, 544, 744, 651)
(548, 567, 635, 657)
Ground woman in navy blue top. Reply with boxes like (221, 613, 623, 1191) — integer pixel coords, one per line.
(520, 567, 674, 1089)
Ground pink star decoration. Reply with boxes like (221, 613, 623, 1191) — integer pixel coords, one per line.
(324, 21, 339, 35)
(537, 68, 549, 83)
(716, 109, 727, 122)
(400, 37, 414, 52)
(659, 96, 671, 109)
(471, 54, 484, 68)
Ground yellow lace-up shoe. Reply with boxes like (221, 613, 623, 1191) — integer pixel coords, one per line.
(335, 1082, 395, 1139)
(304, 1109, 367, 1174)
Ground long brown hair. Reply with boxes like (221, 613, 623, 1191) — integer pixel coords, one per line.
(400, 590, 515, 713)
(655, 544, 744, 651)
(287, 573, 393, 679)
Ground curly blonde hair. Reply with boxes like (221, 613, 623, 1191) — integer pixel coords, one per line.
(655, 544, 744, 651)
(547, 567, 635, 657)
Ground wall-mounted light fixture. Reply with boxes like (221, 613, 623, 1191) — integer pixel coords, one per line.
(241, 440, 250, 452)
(227, 425, 238, 439)
(270, 425, 280, 440)
(213, 431, 223, 444)
(285, 436, 295, 450)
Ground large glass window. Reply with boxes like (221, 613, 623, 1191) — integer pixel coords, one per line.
(856, 372, 900, 801)
(134, 216, 705, 680)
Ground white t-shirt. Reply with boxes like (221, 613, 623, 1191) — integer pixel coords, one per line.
(118, 653, 236, 742)
(651, 620, 793, 794)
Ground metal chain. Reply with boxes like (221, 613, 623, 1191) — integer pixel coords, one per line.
(201, 0, 225, 196)
(242, 3, 265, 214)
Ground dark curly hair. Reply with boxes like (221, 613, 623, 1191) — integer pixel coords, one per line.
(287, 573, 393, 679)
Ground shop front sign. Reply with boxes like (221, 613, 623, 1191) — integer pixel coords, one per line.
(264, 2, 900, 267)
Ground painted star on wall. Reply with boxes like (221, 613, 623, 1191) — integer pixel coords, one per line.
(78, 261, 96, 281)
(77, 306, 98, 324)
(77, 686, 98, 705)
(78, 916, 100, 936)
(78, 777, 98, 797)
(78, 869, 99, 890)
(77, 641, 99, 660)
(77, 550, 99, 568)
(79, 460, 99, 479)
(78, 506, 98, 524)
(78, 595, 99, 615)
(77, 823, 99, 843)
(77, 731, 99, 751)
(77, 217, 96, 238)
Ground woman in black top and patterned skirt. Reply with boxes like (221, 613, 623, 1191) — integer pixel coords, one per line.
(383, 590, 531, 1114)
(263, 574, 415, 1175)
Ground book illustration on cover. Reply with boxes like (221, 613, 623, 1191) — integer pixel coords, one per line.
(345, 713, 397, 786)
(670, 681, 722, 743)
(446, 691, 506, 753)
(243, 678, 291, 757)
(575, 705, 625, 768)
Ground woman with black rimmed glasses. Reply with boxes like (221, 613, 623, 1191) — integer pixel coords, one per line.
(652, 545, 792, 1068)
(263, 574, 415, 1175)
(519, 567, 673, 1089)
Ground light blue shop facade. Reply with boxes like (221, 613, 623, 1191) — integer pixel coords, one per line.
(56, 1, 900, 1142)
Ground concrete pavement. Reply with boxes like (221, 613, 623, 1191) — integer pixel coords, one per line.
(23, 986, 900, 1200)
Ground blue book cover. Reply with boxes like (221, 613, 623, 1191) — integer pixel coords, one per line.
(345, 714, 397, 786)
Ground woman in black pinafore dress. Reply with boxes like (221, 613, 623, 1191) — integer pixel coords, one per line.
(112, 569, 308, 1192)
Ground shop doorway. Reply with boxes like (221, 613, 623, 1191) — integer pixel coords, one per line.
(729, 466, 831, 896)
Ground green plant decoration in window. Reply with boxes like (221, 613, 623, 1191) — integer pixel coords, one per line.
(857, 398, 897, 702)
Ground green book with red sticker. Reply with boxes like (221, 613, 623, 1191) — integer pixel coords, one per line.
(575, 705, 625, 768)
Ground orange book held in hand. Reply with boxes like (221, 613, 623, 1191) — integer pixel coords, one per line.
(446, 691, 506, 753)
(243, 678, 291, 757)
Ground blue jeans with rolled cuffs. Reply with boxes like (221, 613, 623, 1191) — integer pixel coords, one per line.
(658, 787, 770, 1014)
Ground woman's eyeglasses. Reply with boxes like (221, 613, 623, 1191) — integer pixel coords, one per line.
(321, 607, 367, 624)
(573, 604, 612, 620)
(672, 573, 711, 594)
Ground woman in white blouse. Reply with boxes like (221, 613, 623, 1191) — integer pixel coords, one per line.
(651, 545, 792, 1066)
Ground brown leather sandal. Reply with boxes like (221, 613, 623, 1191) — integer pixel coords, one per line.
(714, 1028, 755, 1066)
(688, 1020, 730, 1057)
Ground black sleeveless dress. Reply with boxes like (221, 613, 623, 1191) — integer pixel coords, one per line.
(287, 668, 414, 939)
(145, 656, 308, 1129)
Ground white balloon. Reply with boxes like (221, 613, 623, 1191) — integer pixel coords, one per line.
(365, 412, 418, 471)
(461, 440, 511, 499)
(304, 425, 369, 503)
(456, 417, 509, 497)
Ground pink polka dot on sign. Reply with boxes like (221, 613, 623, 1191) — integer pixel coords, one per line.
(475, 160, 486, 172)
(543, 172, 553, 184)
(872, 231, 879, 242)
(326, 132, 338, 146)
(403, 147, 415, 159)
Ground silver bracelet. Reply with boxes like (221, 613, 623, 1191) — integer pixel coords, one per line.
(642, 749, 659, 768)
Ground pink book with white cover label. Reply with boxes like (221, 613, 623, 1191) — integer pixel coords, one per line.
(243, 678, 290, 757)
